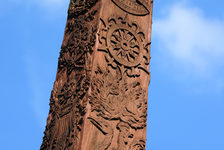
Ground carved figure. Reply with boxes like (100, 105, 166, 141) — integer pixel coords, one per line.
(98, 16, 150, 78)
(88, 66, 147, 149)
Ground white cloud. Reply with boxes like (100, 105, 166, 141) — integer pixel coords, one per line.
(153, 3, 224, 73)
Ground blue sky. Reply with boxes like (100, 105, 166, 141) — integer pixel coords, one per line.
(0, 0, 224, 150)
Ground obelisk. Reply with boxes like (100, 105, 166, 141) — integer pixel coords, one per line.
(41, 0, 153, 149)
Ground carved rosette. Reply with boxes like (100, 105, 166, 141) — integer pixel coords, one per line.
(98, 16, 150, 78)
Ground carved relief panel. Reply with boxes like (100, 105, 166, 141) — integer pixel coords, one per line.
(41, 0, 153, 150)
(87, 66, 147, 149)
(41, 1, 100, 150)
(82, 0, 153, 149)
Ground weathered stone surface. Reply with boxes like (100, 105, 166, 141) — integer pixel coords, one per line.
(41, 0, 153, 149)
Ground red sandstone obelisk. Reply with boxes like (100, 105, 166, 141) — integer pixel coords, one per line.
(41, 0, 153, 149)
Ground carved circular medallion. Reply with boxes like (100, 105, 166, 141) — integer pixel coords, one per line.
(107, 24, 143, 67)
(112, 0, 150, 16)
(98, 16, 151, 77)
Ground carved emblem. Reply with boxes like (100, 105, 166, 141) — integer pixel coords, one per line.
(112, 0, 151, 16)
(98, 16, 150, 78)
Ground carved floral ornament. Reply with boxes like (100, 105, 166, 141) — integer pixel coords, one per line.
(98, 16, 151, 78)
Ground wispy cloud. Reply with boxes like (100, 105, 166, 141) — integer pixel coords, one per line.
(153, 3, 224, 74)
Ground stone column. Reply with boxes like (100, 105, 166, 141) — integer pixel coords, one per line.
(40, 0, 153, 150)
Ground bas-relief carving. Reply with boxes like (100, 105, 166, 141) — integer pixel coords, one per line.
(41, 75, 91, 150)
(40, 1, 99, 149)
(112, 0, 151, 16)
(98, 16, 151, 78)
(91, 5, 151, 149)
(41, 0, 151, 149)
(88, 66, 147, 149)
(68, 0, 98, 16)
(59, 9, 98, 75)
(89, 0, 152, 147)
